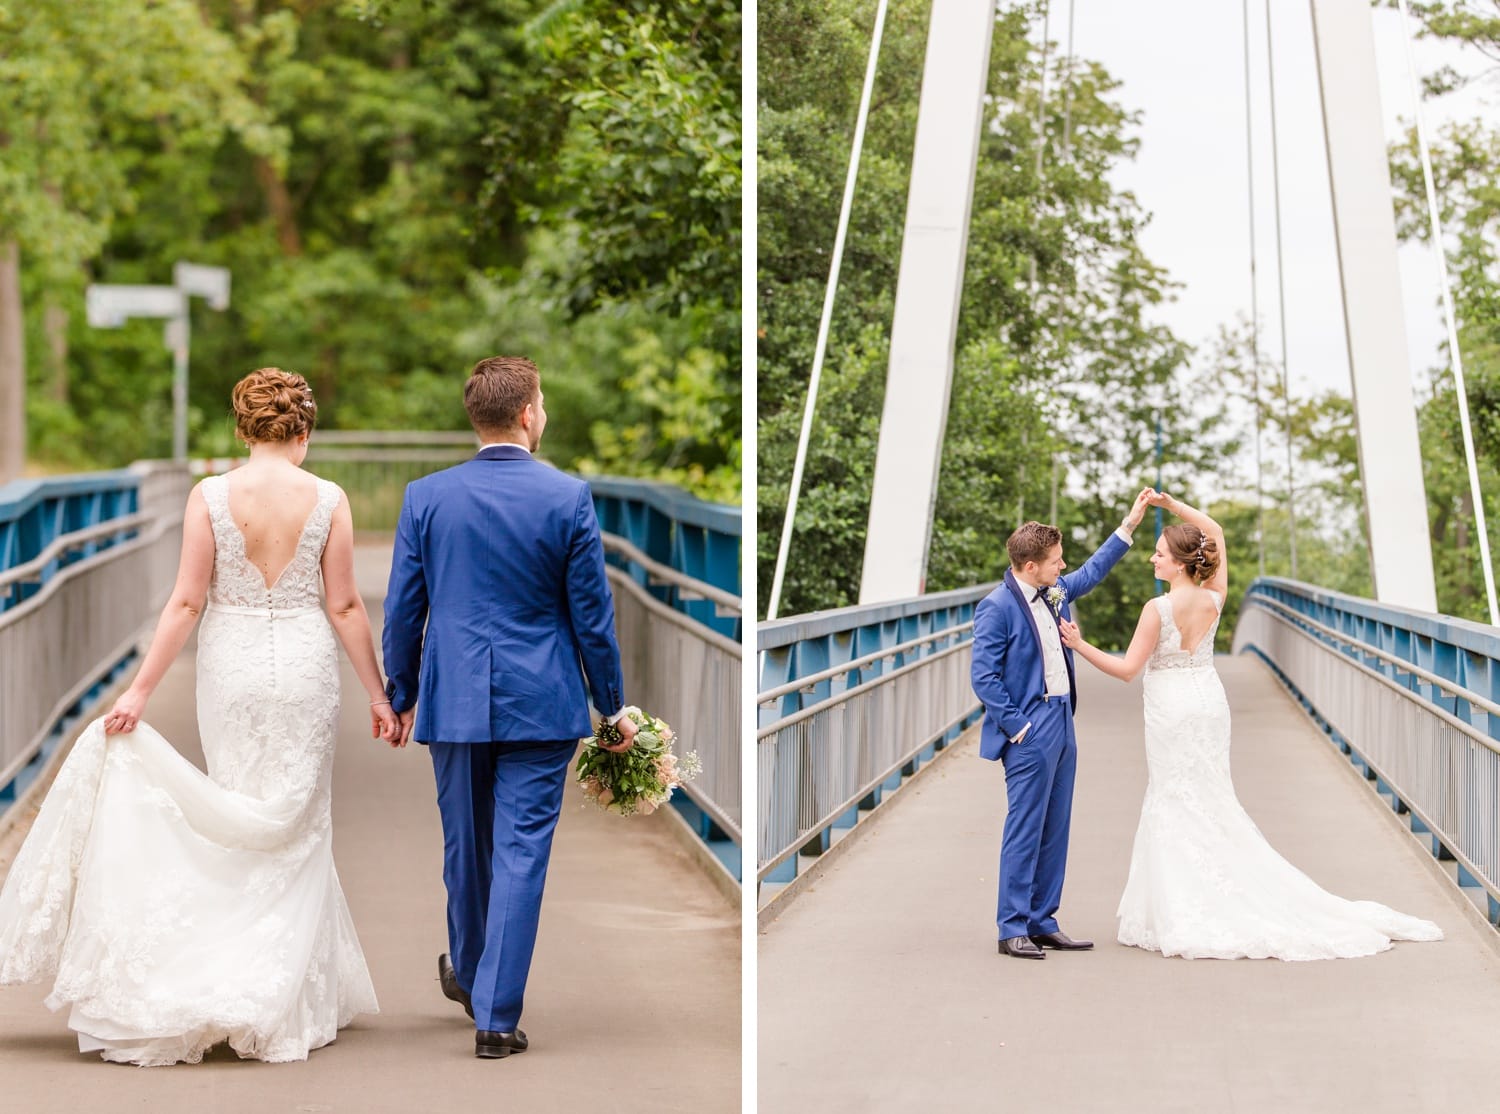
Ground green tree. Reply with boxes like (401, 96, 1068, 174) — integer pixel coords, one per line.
(757, 0, 1201, 644)
(7, 0, 741, 503)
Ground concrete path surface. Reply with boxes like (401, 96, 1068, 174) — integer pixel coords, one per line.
(759, 655, 1500, 1114)
(0, 544, 740, 1113)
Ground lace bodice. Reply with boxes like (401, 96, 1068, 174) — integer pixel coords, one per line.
(201, 474, 340, 609)
(1145, 591, 1221, 673)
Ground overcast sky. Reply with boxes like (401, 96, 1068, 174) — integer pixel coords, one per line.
(1064, 2, 1496, 401)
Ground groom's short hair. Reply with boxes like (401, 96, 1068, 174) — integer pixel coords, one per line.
(465, 356, 540, 433)
(1007, 521, 1062, 569)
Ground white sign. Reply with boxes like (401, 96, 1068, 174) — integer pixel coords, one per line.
(85, 284, 185, 328)
(172, 262, 231, 311)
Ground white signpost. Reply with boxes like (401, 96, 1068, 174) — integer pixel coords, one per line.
(86, 263, 230, 461)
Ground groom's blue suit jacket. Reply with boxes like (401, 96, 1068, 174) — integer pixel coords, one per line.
(970, 532, 1131, 762)
(382, 444, 624, 743)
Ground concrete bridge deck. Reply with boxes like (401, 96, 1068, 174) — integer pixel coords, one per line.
(0, 544, 739, 1113)
(760, 655, 1500, 1114)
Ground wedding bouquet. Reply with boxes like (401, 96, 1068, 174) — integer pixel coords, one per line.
(576, 707, 701, 816)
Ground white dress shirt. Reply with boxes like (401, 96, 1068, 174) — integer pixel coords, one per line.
(1024, 586, 1072, 698)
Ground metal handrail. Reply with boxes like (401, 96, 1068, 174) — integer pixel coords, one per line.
(756, 704, 974, 879)
(1247, 594, 1500, 726)
(757, 640, 972, 737)
(0, 519, 178, 789)
(0, 513, 149, 591)
(757, 633, 979, 894)
(601, 534, 742, 616)
(757, 623, 974, 706)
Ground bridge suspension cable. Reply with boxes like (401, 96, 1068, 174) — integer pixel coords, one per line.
(1394, 0, 1498, 626)
(766, 0, 891, 622)
(1264, 0, 1299, 578)
(1241, 0, 1267, 578)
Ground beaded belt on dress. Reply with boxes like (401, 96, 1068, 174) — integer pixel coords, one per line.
(207, 602, 322, 618)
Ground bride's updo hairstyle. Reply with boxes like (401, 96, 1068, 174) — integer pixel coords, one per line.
(1163, 522, 1220, 585)
(232, 367, 317, 444)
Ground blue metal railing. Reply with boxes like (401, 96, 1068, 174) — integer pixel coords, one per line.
(588, 477, 741, 642)
(1241, 578, 1500, 739)
(0, 470, 142, 612)
(758, 583, 993, 725)
(757, 587, 992, 899)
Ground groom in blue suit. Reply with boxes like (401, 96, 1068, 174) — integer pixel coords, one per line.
(383, 355, 636, 1058)
(971, 491, 1150, 960)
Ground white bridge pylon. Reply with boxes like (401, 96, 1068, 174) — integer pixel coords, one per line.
(857, 0, 1439, 612)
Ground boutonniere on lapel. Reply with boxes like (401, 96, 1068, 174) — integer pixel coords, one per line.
(1044, 584, 1067, 617)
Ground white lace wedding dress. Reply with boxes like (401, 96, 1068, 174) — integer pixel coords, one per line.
(0, 474, 378, 1064)
(1116, 590, 1443, 960)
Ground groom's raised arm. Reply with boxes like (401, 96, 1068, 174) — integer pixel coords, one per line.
(1060, 490, 1151, 600)
(1059, 530, 1131, 601)
(382, 490, 429, 716)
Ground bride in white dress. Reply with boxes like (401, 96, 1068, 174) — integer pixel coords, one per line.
(0, 368, 393, 1063)
(1059, 490, 1442, 960)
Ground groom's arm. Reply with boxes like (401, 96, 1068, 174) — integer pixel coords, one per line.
(970, 598, 1031, 741)
(1059, 530, 1132, 601)
(1061, 490, 1150, 600)
(382, 490, 429, 716)
(565, 484, 625, 721)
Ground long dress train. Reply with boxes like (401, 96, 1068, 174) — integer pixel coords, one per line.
(0, 474, 377, 1064)
(1116, 591, 1443, 960)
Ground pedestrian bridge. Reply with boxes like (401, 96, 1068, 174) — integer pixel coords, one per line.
(757, 581, 1500, 1112)
(0, 452, 740, 1110)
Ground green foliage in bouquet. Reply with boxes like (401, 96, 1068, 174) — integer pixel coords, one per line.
(575, 707, 700, 816)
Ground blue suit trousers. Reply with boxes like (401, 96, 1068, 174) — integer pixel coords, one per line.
(430, 740, 574, 1032)
(996, 697, 1078, 940)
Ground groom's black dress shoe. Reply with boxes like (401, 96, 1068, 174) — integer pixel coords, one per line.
(438, 953, 474, 1020)
(476, 1028, 529, 1059)
(1030, 930, 1094, 951)
(998, 936, 1046, 960)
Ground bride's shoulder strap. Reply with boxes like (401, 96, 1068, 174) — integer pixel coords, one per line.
(1208, 589, 1224, 614)
(198, 473, 227, 518)
(307, 476, 344, 544)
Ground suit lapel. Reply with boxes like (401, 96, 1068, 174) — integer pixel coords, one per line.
(1004, 570, 1048, 690)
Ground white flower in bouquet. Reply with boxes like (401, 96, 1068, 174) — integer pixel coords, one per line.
(574, 707, 700, 817)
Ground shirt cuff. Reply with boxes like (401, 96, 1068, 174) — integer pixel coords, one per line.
(605, 707, 629, 725)
(1114, 525, 1135, 545)
(1012, 722, 1032, 744)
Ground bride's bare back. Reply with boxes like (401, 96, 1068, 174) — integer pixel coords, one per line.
(224, 463, 321, 591)
(1166, 587, 1221, 656)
